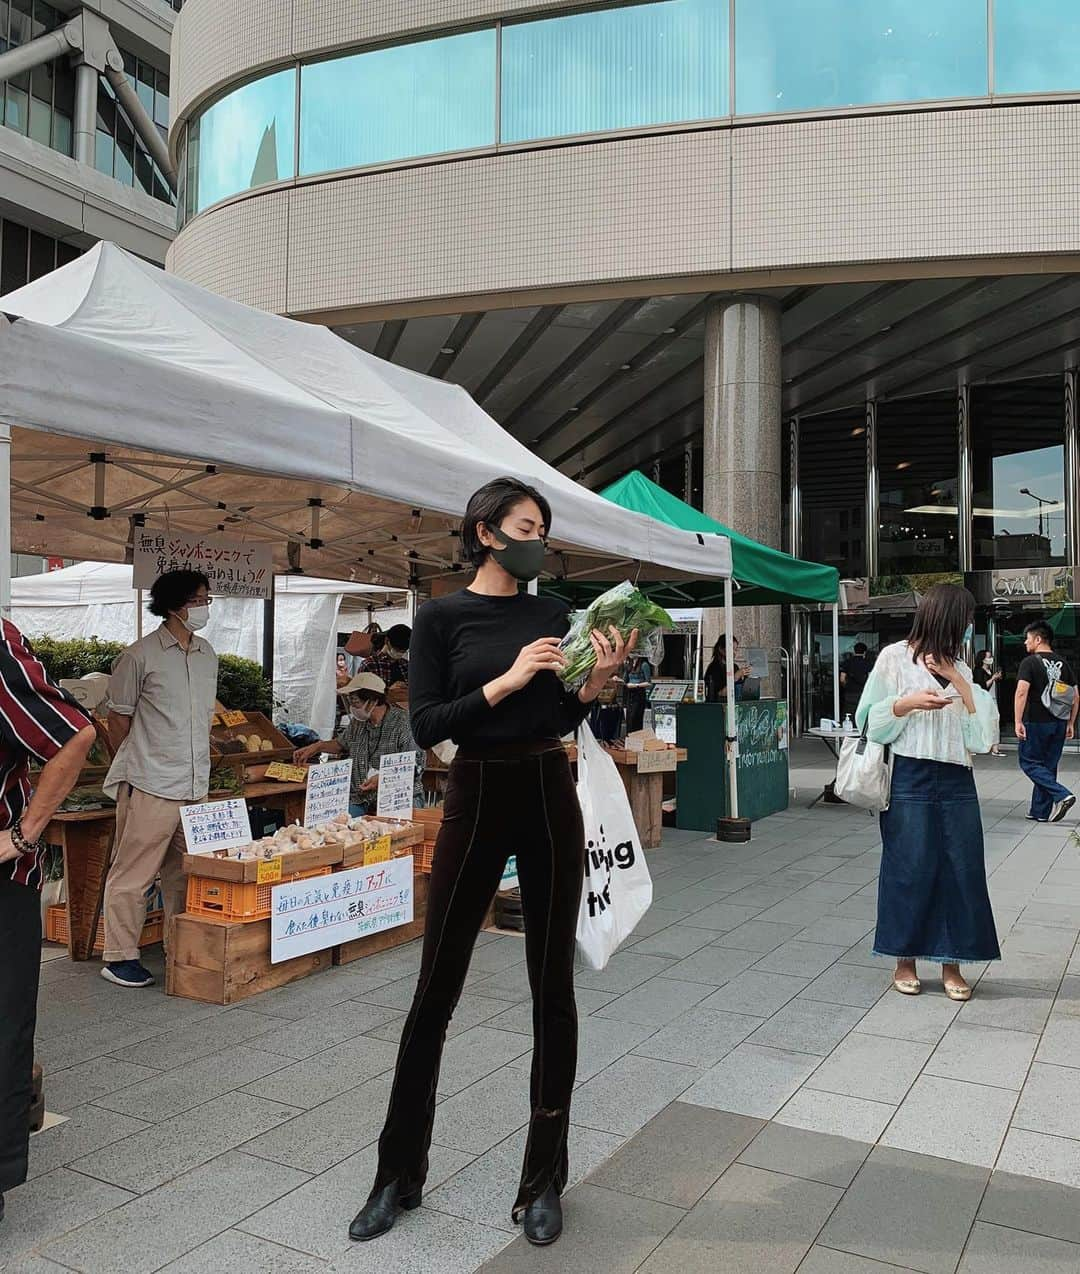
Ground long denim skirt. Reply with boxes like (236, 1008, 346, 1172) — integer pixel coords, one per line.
(875, 755, 1001, 964)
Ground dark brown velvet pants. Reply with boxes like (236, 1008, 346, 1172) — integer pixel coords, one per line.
(0, 878, 40, 1192)
(372, 741, 584, 1219)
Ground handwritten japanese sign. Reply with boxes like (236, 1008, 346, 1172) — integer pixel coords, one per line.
(180, 798, 250, 855)
(265, 762, 308, 783)
(377, 751, 416, 819)
(220, 710, 247, 727)
(270, 857, 414, 963)
(257, 856, 283, 884)
(304, 759, 352, 826)
(363, 834, 392, 865)
(132, 530, 272, 599)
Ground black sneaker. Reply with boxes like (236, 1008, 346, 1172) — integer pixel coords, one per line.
(100, 960, 155, 987)
(1025, 813, 1048, 822)
(1050, 794, 1077, 824)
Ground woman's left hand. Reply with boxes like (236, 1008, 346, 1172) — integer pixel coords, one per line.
(582, 627, 638, 698)
(924, 654, 961, 685)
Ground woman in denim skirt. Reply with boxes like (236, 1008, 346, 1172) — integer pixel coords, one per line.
(856, 584, 1000, 1001)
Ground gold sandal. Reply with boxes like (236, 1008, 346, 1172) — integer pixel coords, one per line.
(944, 982, 972, 1002)
(892, 976, 922, 996)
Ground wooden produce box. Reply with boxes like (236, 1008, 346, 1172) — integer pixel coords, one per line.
(180, 843, 344, 882)
(411, 807, 443, 873)
(334, 871, 429, 966)
(605, 745, 687, 774)
(339, 819, 425, 869)
(167, 911, 331, 1004)
(211, 711, 293, 763)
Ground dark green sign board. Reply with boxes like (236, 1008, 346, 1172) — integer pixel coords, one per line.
(676, 700, 790, 831)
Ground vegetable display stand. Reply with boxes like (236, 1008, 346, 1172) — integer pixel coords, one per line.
(167, 911, 331, 1004)
(44, 808, 119, 960)
(333, 869, 430, 966)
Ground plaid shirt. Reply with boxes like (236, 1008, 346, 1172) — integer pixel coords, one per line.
(364, 650, 409, 688)
(0, 621, 91, 889)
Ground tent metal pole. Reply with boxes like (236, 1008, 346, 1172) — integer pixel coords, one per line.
(0, 424, 10, 618)
(262, 583, 275, 693)
(135, 588, 143, 639)
(832, 603, 841, 724)
(724, 577, 738, 819)
(695, 611, 703, 701)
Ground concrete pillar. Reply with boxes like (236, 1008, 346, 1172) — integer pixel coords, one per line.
(703, 296, 783, 685)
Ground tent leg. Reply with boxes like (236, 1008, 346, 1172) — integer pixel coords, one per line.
(406, 586, 418, 622)
(135, 588, 143, 639)
(724, 578, 738, 820)
(832, 603, 841, 725)
(0, 424, 10, 619)
(263, 587, 275, 698)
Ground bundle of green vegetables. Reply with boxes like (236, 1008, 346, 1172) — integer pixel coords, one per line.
(559, 581, 673, 690)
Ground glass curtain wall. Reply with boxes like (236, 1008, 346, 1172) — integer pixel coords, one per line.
(734, 0, 986, 115)
(1, 0, 75, 156)
(501, 0, 727, 142)
(994, 0, 1080, 95)
(972, 380, 1066, 570)
(876, 397, 959, 578)
(798, 408, 867, 578)
(0, 215, 80, 294)
(300, 30, 495, 175)
(95, 51, 172, 203)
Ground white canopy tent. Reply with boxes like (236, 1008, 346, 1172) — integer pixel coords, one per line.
(0, 243, 741, 812)
(10, 562, 404, 736)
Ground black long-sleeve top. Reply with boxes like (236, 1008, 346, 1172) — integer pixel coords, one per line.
(408, 589, 591, 749)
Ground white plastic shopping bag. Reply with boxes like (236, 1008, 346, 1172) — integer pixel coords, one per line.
(575, 723, 654, 971)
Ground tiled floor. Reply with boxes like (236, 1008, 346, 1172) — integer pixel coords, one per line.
(4, 744, 1080, 1273)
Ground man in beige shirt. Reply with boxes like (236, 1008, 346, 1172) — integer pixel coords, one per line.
(101, 570, 218, 987)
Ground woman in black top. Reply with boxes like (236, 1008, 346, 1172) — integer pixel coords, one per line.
(349, 477, 632, 1249)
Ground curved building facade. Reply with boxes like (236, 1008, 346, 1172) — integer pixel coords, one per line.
(168, 0, 1080, 732)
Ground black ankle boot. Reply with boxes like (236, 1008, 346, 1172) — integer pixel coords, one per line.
(522, 1186, 562, 1246)
(348, 1181, 422, 1242)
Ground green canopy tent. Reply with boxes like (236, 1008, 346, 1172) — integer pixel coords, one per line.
(543, 470, 844, 724)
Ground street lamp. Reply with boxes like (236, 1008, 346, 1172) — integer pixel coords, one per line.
(1020, 487, 1054, 539)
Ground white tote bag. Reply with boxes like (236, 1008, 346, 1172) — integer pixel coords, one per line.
(575, 723, 654, 971)
(834, 724, 892, 813)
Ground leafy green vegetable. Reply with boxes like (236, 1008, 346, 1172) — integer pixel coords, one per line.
(559, 582, 673, 689)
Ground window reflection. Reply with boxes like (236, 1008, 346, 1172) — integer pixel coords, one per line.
(501, 0, 727, 142)
(192, 68, 296, 214)
(300, 30, 494, 175)
(972, 381, 1066, 569)
(995, 0, 1080, 95)
(799, 409, 866, 578)
(735, 0, 986, 115)
(877, 397, 959, 577)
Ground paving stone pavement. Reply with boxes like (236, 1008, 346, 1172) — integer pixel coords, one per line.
(4, 743, 1080, 1273)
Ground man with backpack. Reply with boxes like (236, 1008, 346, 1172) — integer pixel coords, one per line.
(1014, 620, 1078, 823)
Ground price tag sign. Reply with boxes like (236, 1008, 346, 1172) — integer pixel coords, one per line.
(257, 856, 283, 884)
(265, 762, 308, 783)
(304, 759, 352, 826)
(363, 834, 392, 866)
(377, 751, 417, 819)
(637, 749, 678, 773)
(180, 798, 250, 855)
(220, 710, 247, 727)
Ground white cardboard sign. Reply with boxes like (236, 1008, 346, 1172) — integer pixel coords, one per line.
(377, 751, 416, 819)
(132, 529, 272, 599)
(180, 798, 250, 855)
(304, 759, 353, 826)
(270, 857, 414, 963)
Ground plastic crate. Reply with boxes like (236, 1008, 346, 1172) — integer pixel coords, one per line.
(44, 905, 163, 954)
(186, 865, 332, 922)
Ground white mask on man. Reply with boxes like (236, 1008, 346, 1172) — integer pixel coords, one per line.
(183, 605, 209, 632)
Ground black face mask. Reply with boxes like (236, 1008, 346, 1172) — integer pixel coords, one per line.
(489, 531, 546, 583)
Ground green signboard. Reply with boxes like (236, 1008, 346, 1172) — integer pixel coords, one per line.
(676, 700, 790, 832)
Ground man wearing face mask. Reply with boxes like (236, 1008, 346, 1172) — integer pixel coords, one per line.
(100, 570, 218, 988)
(292, 673, 423, 816)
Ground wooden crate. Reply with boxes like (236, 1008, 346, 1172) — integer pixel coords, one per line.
(181, 843, 343, 882)
(44, 905, 163, 954)
(334, 871, 429, 966)
(211, 711, 293, 763)
(339, 820, 425, 869)
(412, 807, 443, 873)
(167, 911, 330, 1004)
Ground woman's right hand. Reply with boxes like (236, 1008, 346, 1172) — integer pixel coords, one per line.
(895, 690, 951, 717)
(499, 637, 566, 695)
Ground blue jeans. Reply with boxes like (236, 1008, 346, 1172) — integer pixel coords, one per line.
(1019, 720, 1071, 819)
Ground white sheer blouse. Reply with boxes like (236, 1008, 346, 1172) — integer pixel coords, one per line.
(855, 641, 997, 768)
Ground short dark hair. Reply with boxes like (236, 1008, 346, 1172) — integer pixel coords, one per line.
(854, 642, 868, 655)
(386, 624, 412, 651)
(460, 477, 552, 569)
(148, 570, 209, 619)
(1024, 620, 1054, 645)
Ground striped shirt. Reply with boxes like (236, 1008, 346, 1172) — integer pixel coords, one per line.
(0, 621, 91, 889)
